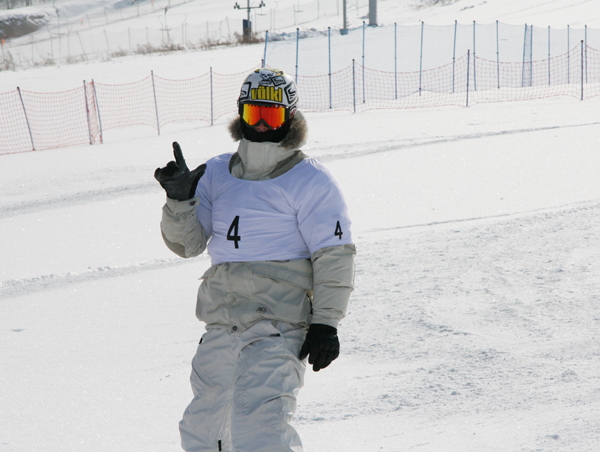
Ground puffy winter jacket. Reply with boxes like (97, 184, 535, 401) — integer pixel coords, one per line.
(160, 112, 355, 332)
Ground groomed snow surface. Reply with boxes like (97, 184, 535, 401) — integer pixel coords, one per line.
(2, 1, 600, 451)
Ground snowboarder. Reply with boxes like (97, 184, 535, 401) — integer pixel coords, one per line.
(155, 67, 356, 452)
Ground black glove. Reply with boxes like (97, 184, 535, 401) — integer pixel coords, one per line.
(299, 324, 340, 372)
(154, 142, 206, 201)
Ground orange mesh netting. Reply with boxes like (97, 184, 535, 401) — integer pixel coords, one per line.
(0, 47, 598, 155)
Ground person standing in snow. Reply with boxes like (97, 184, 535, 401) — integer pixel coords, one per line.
(154, 67, 356, 452)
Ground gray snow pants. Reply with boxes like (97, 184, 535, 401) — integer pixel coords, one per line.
(179, 320, 307, 452)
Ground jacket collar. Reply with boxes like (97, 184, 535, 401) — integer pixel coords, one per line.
(228, 111, 308, 180)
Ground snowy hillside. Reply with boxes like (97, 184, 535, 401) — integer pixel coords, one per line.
(2, 1, 600, 451)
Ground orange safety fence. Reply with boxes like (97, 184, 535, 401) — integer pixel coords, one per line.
(1, 46, 598, 156)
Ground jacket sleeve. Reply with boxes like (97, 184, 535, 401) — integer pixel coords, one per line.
(310, 243, 356, 328)
(160, 196, 208, 258)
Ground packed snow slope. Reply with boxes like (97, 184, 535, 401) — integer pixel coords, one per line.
(2, 1, 600, 452)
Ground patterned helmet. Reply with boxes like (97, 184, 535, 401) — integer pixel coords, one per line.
(238, 68, 298, 111)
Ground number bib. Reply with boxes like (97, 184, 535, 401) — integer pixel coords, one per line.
(195, 153, 353, 265)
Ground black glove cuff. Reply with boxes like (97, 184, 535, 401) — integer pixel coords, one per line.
(308, 324, 337, 335)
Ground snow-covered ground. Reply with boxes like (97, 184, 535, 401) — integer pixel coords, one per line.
(2, 1, 600, 451)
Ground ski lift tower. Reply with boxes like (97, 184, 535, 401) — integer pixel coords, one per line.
(340, 0, 348, 35)
(234, 0, 266, 37)
(369, 0, 377, 26)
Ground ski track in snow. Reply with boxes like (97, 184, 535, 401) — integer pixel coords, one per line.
(2, 120, 598, 220)
(313, 120, 600, 162)
(0, 182, 158, 219)
(0, 257, 202, 300)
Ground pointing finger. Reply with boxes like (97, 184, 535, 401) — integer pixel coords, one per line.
(172, 142, 189, 171)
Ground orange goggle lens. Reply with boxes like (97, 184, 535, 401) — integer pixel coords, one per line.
(241, 103, 288, 129)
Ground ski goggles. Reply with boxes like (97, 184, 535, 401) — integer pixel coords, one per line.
(240, 103, 293, 130)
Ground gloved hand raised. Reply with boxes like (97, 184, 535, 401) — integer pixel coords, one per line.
(154, 142, 206, 201)
(299, 324, 340, 372)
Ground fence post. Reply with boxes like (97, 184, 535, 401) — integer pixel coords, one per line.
(362, 21, 365, 103)
(394, 22, 397, 99)
(581, 40, 584, 100)
(548, 26, 551, 86)
(496, 20, 500, 89)
(210, 67, 214, 126)
(522, 24, 527, 87)
(17, 87, 35, 151)
(530, 25, 533, 86)
(352, 59, 356, 113)
(263, 31, 269, 67)
(419, 21, 424, 96)
(466, 50, 470, 107)
(473, 21, 477, 91)
(328, 27, 332, 109)
(452, 20, 457, 93)
(295, 28, 299, 83)
(91, 79, 104, 144)
(83, 80, 92, 145)
(151, 70, 160, 135)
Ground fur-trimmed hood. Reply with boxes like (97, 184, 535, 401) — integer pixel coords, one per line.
(228, 110, 308, 151)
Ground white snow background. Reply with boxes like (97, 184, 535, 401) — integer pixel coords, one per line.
(1, 0, 600, 451)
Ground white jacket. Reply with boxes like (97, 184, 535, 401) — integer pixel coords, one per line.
(160, 112, 355, 332)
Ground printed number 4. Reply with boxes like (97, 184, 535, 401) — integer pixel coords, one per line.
(227, 216, 241, 249)
(335, 221, 343, 240)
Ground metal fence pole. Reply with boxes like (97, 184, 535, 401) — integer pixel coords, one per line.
(352, 59, 356, 113)
(466, 50, 470, 107)
(548, 26, 551, 86)
(530, 25, 533, 86)
(419, 21, 424, 96)
(496, 20, 500, 89)
(17, 87, 35, 150)
(263, 31, 269, 67)
(328, 27, 332, 109)
(83, 80, 92, 144)
(295, 28, 299, 83)
(473, 20, 477, 91)
(394, 22, 397, 99)
(151, 70, 160, 135)
(210, 67, 214, 126)
(522, 24, 527, 87)
(581, 40, 584, 100)
(362, 21, 365, 103)
(453, 20, 457, 93)
(91, 79, 103, 144)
